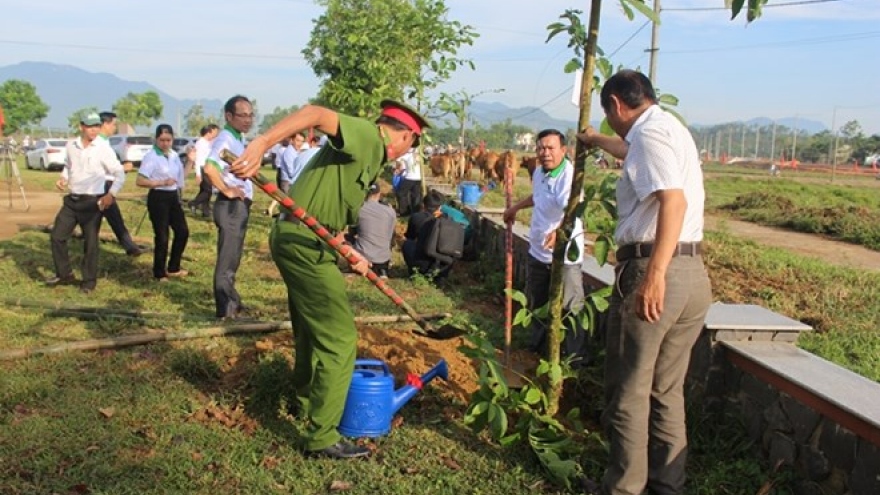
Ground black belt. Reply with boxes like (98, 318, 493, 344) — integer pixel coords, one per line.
(216, 195, 252, 207)
(616, 241, 702, 262)
(68, 193, 99, 201)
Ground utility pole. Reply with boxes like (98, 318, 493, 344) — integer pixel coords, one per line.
(741, 124, 746, 157)
(770, 121, 777, 162)
(829, 106, 838, 182)
(755, 126, 760, 159)
(791, 116, 799, 167)
(648, 0, 661, 84)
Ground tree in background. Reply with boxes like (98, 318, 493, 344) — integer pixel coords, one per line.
(304, 0, 477, 117)
(259, 105, 300, 134)
(0, 79, 50, 135)
(112, 91, 163, 129)
(435, 88, 503, 149)
(183, 103, 220, 137)
(67, 107, 99, 135)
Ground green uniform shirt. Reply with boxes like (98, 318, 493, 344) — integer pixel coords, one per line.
(288, 114, 386, 231)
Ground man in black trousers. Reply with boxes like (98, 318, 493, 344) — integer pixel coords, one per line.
(97, 111, 144, 256)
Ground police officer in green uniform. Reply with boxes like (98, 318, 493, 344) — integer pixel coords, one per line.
(231, 101, 428, 459)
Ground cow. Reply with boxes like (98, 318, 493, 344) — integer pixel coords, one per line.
(520, 156, 539, 181)
(494, 150, 518, 184)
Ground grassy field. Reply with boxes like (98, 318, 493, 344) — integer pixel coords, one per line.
(1, 164, 877, 493)
(703, 163, 880, 250)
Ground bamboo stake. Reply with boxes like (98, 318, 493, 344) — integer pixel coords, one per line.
(0, 313, 452, 361)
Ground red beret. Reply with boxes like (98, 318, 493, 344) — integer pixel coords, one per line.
(379, 100, 431, 136)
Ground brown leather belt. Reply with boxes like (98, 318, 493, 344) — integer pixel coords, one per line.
(616, 241, 702, 262)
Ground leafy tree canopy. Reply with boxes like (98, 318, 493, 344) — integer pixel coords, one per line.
(183, 103, 221, 137)
(112, 91, 164, 128)
(0, 79, 50, 134)
(304, 0, 477, 117)
(259, 105, 300, 134)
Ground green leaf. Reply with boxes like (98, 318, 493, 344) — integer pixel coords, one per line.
(566, 242, 581, 262)
(524, 387, 543, 405)
(488, 403, 509, 439)
(730, 0, 746, 20)
(593, 237, 610, 265)
(599, 118, 615, 136)
(657, 93, 679, 106)
(622, 0, 660, 24)
(563, 58, 582, 74)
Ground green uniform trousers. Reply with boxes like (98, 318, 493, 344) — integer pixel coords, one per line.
(270, 221, 357, 451)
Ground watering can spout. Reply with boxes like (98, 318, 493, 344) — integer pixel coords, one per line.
(391, 359, 448, 414)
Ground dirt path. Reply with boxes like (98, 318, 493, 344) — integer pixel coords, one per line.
(705, 214, 880, 272)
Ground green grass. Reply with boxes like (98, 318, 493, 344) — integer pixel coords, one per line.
(2, 164, 878, 493)
(704, 167, 880, 250)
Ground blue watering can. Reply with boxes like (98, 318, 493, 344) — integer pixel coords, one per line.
(457, 181, 484, 207)
(338, 358, 448, 438)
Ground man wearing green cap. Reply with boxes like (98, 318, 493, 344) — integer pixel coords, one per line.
(231, 100, 429, 459)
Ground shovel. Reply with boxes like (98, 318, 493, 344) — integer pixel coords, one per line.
(220, 149, 465, 340)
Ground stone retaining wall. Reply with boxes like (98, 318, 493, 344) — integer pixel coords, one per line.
(453, 196, 880, 495)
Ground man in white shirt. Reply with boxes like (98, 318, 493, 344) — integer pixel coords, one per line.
(394, 148, 421, 216)
(95, 111, 144, 256)
(502, 129, 588, 366)
(47, 112, 126, 293)
(577, 70, 712, 495)
(189, 124, 220, 217)
(202, 96, 255, 320)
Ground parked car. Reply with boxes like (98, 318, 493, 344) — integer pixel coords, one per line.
(25, 139, 69, 171)
(109, 134, 154, 167)
(172, 137, 196, 164)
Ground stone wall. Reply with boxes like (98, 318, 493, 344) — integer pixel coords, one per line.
(456, 196, 880, 495)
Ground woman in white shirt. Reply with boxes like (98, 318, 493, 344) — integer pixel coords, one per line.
(137, 124, 189, 281)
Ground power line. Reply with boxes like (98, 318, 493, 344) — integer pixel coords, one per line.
(663, 0, 844, 12)
(0, 39, 305, 61)
(664, 30, 880, 54)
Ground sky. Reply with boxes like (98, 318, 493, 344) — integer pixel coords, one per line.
(1, 0, 879, 135)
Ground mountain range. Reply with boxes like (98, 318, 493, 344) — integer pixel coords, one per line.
(1, 61, 826, 134)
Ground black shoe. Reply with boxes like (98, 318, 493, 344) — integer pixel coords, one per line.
(79, 285, 95, 294)
(307, 441, 371, 459)
(45, 274, 76, 287)
(578, 475, 601, 495)
(126, 247, 144, 257)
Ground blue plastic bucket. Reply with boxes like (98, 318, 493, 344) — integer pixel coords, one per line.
(459, 181, 482, 206)
(338, 359, 395, 438)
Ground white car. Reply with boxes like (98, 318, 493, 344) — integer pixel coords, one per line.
(109, 134, 154, 167)
(25, 139, 69, 171)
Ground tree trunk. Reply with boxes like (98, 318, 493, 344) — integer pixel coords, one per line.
(546, 0, 602, 416)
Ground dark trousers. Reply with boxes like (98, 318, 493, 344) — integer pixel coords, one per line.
(212, 196, 251, 317)
(50, 194, 102, 289)
(402, 239, 452, 280)
(190, 178, 212, 214)
(396, 179, 422, 216)
(147, 189, 189, 279)
(101, 180, 137, 252)
(525, 255, 588, 366)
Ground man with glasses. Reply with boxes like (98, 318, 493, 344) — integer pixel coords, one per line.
(202, 95, 255, 320)
(230, 100, 429, 460)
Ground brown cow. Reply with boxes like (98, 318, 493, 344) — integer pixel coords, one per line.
(494, 150, 518, 184)
(520, 156, 538, 181)
(429, 153, 453, 180)
(477, 151, 500, 180)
